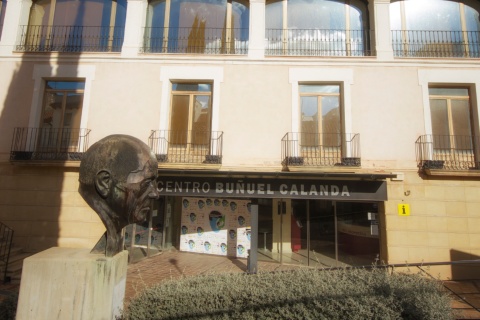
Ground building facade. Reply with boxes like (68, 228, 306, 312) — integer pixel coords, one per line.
(0, 0, 479, 279)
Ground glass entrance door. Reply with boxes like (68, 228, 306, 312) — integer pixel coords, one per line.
(263, 199, 380, 267)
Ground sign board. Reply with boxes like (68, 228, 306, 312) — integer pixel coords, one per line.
(398, 204, 410, 216)
(157, 176, 388, 201)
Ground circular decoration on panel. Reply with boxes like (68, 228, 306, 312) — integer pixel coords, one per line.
(188, 240, 195, 250)
(229, 229, 236, 240)
(183, 199, 190, 208)
(214, 199, 221, 206)
(206, 199, 213, 206)
(197, 227, 204, 236)
(204, 241, 211, 252)
(220, 243, 227, 253)
(230, 202, 237, 212)
(222, 200, 228, 207)
(209, 211, 225, 232)
(237, 244, 245, 255)
(189, 212, 197, 222)
(238, 216, 245, 226)
(181, 225, 188, 234)
(198, 200, 205, 209)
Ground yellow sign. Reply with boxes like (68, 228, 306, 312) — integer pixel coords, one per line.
(398, 204, 410, 216)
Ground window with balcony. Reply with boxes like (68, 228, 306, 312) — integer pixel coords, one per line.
(18, 0, 127, 52)
(0, 0, 6, 39)
(390, 0, 480, 57)
(11, 80, 91, 161)
(417, 87, 478, 170)
(144, 0, 249, 54)
(265, 0, 370, 56)
(282, 84, 360, 167)
(149, 82, 223, 164)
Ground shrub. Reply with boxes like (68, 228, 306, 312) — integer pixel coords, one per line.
(121, 268, 454, 320)
(0, 293, 17, 320)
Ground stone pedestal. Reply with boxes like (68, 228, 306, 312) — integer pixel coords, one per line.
(16, 247, 128, 320)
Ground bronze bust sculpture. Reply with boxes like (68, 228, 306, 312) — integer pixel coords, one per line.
(78, 135, 159, 257)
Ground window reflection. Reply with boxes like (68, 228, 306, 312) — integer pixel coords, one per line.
(390, 0, 480, 57)
(265, 0, 369, 56)
(145, 0, 249, 54)
(24, 0, 127, 52)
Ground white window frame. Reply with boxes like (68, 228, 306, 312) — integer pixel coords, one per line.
(289, 67, 354, 157)
(30, 65, 95, 151)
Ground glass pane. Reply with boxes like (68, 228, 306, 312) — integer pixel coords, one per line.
(63, 93, 83, 128)
(170, 95, 190, 145)
(404, 0, 461, 31)
(41, 92, 64, 128)
(191, 95, 211, 145)
(321, 96, 340, 146)
(309, 200, 336, 267)
(300, 84, 339, 94)
(301, 96, 318, 146)
(465, 5, 480, 32)
(429, 88, 468, 96)
(265, 0, 283, 30)
(0, 0, 6, 38)
(46, 81, 85, 90)
(430, 98, 450, 149)
(337, 202, 380, 266)
(288, 0, 345, 29)
(172, 83, 211, 92)
(29, 0, 51, 25)
(451, 99, 472, 149)
(53, 0, 105, 26)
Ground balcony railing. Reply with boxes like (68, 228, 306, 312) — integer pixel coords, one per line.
(16, 25, 125, 53)
(416, 134, 479, 170)
(392, 30, 480, 58)
(266, 29, 372, 56)
(142, 27, 249, 54)
(10, 127, 91, 161)
(282, 132, 360, 168)
(148, 130, 223, 164)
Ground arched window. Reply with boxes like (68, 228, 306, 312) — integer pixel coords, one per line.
(144, 0, 249, 54)
(390, 0, 480, 57)
(20, 0, 127, 52)
(265, 0, 369, 56)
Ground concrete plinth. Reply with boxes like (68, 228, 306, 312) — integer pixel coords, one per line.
(16, 247, 128, 320)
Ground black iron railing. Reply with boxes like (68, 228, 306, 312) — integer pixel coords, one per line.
(265, 29, 372, 56)
(142, 27, 249, 54)
(0, 222, 14, 283)
(16, 25, 125, 52)
(282, 132, 360, 167)
(149, 130, 223, 164)
(10, 127, 91, 161)
(416, 134, 479, 170)
(392, 30, 480, 58)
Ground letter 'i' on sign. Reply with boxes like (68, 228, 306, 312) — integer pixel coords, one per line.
(398, 204, 410, 216)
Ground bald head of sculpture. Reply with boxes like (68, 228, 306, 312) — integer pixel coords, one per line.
(79, 135, 159, 256)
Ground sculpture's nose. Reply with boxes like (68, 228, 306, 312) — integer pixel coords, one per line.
(148, 181, 160, 199)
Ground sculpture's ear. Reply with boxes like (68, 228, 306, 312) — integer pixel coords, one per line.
(95, 170, 112, 198)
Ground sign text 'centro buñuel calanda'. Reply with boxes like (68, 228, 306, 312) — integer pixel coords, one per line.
(157, 177, 387, 201)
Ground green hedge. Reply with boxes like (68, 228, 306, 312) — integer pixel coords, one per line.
(121, 268, 454, 320)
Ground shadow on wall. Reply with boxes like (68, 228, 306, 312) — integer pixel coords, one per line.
(450, 250, 480, 280)
(0, 5, 89, 253)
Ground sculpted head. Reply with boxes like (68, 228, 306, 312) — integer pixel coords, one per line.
(79, 134, 159, 256)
